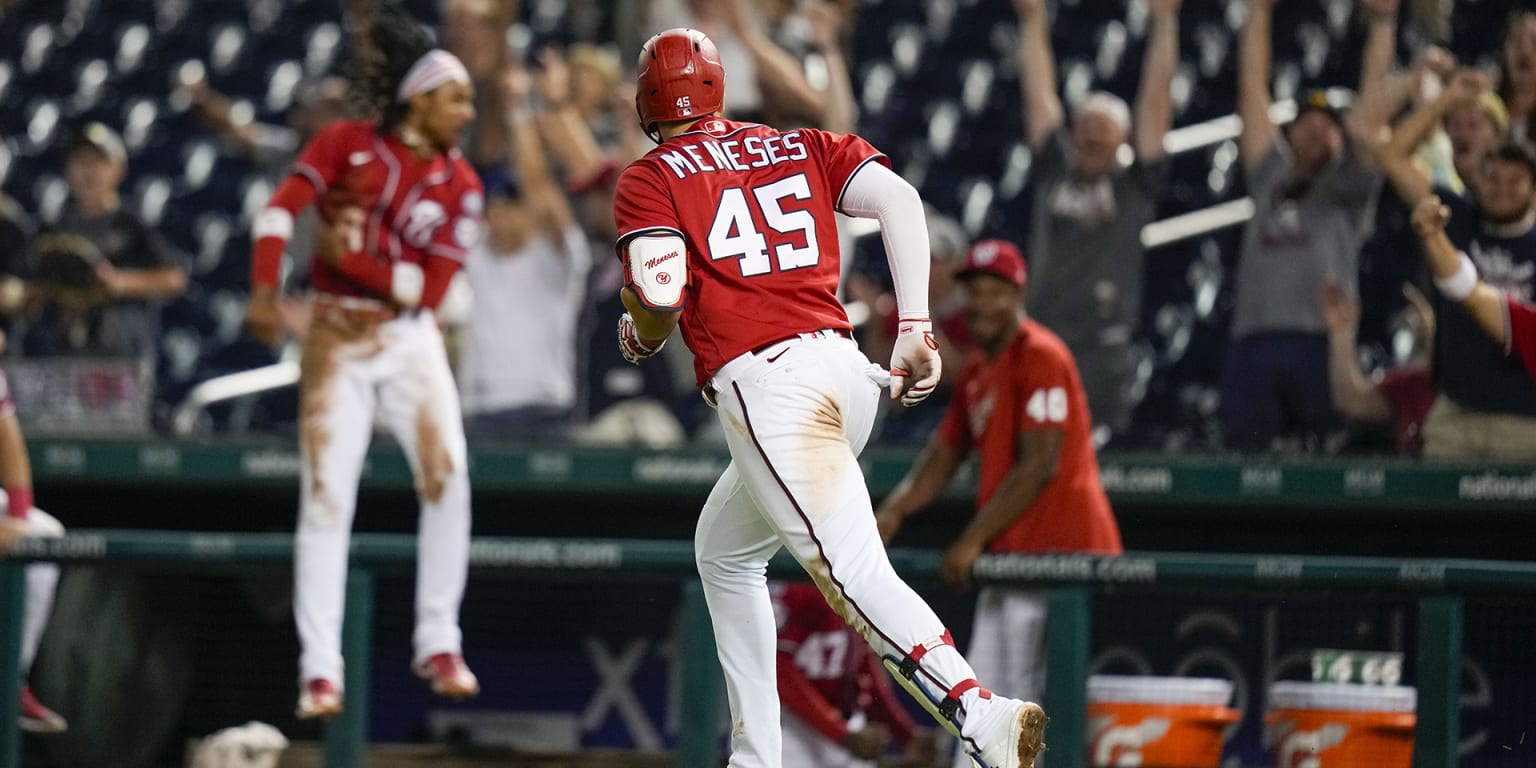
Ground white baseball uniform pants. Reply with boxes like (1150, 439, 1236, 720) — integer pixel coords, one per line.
(295, 307, 471, 686)
(952, 588, 1048, 768)
(18, 510, 63, 676)
(781, 709, 876, 768)
(697, 333, 982, 768)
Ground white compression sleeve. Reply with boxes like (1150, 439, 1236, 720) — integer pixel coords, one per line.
(838, 161, 930, 319)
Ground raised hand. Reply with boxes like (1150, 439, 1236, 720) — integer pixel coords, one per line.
(500, 64, 534, 111)
(1445, 68, 1491, 104)
(533, 48, 572, 107)
(1413, 46, 1456, 80)
(805, 1, 844, 52)
(1319, 281, 1361, 336)
(1361, 0, 1400, 18)
(1013, 0, 1045, 19)
(1410, 194, 1451, 238)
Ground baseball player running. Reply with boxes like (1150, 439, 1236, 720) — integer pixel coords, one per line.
(613, 29, 1046, 768)
(244, 7, 482, 719)
(0, 331, 67, 733)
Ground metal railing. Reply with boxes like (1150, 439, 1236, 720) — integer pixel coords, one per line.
(2, 531, 1510, 768)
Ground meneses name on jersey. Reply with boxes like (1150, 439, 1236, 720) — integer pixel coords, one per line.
(658, 130, 810, 180)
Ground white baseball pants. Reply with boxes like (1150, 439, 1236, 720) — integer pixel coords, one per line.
(952, 588, 1048, 768)
(697, 334, 982, 768)
(295, 308, 471, 686)
(19, 509, 63, 676)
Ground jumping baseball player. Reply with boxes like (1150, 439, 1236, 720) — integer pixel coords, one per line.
(0, 330, 67, 733)
(874, 240, 1123, 768)
(613, 28, 1046, 768)
(243, 7, 481, 719)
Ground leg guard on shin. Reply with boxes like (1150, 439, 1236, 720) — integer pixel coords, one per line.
(882, 654, 971, 739)
(880, 631, 980, 740)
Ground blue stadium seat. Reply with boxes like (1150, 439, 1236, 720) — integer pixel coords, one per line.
(206, 24, 247, 78)
(303, 22, 343, 77)
(114, 22, 153, 75)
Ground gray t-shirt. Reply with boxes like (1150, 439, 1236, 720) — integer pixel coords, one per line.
(27, 205, 183, 358)
(1027, 128, 1164, 349)
(458, 224, 592, 415)
(1231, 137, 1379, 337)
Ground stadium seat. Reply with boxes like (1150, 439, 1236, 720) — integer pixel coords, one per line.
(304, 22, 343, 77)
(206, 24, 246, 77)
(115, 22, 153, 75)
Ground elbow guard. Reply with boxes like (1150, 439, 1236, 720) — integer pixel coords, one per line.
(625, 235, 686, 311)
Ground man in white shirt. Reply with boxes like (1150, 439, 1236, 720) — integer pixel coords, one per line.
(457, 163, 591, 439)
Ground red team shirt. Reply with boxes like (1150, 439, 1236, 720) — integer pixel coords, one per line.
(1509, 296, 1536, 384)
(612, 119, 882, 385)
(773, 582, 920, 746)
(256, 120, 483, 306)
(938, 320, 1122, 555)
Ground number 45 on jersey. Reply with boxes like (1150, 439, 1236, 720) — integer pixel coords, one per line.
(708, 174, 820, 277)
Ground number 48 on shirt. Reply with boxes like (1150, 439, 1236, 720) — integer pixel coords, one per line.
(1027, 387, 1068, 423)
(708, 174, 820, 277)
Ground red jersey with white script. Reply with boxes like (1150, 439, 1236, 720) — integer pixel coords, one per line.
(613, 119, 884, 385)
(1509, 295, 1536, 385)
(939, 319, 1122, 555)
(773, 582, 919, 746)
(290, 120, 482, 301)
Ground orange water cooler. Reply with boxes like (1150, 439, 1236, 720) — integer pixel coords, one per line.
(1267, 682, 1416, 768)
(1087, 675, 1241, 767)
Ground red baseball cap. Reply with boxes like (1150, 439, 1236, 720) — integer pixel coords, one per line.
(958, 239, 1027, 289)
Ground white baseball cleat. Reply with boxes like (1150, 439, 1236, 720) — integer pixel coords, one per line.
(962, 694, 1047, 768)
(415, 652, 480, 699)
(18, 685, 67, 734)
(296, 678, 343, 720)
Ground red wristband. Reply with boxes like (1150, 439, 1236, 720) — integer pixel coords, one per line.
(6, 485, 31, 519)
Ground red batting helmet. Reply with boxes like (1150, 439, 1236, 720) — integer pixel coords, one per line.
(635, 28, 725, 143)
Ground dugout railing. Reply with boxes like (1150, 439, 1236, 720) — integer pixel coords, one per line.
(2, 533, 1520, 768)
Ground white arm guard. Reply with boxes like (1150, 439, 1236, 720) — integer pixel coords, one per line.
(253, 207, 295, 242)
(626, 235, 687, 311)
(392, 262, 425, 308)
(838, 162, 930, 320)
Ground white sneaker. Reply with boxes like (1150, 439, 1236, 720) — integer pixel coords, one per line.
(961, 694, 1047, 768)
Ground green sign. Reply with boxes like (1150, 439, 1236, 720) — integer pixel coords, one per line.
(1311, 649, 1405, 686)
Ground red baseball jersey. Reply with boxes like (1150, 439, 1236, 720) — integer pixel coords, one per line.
(1375, 366, 1434, 458)
(773, 582, 918, 746)
(939, 319, 1122, 555)
(1509, 295, 1536, 384)
(613, 119, 883, 385)
(292, 120, 483, 301)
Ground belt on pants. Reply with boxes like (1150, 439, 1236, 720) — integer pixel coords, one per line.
(312, 294, 403, 326)
(702, 327, 854, 406)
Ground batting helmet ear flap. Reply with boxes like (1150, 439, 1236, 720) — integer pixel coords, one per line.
(635, 28, 725, 143)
